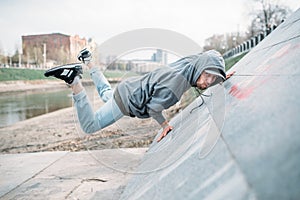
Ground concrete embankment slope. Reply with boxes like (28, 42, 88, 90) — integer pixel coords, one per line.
(120, 9, 300, 200)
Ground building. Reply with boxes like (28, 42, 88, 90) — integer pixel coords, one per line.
(22, 33, 87, 67)
(104, 49, 169, 73)
(151, 49, 167, 65)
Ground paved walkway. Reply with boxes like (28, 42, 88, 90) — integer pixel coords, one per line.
(0, 148, 147, 200)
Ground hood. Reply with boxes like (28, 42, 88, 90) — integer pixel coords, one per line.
(169, 50, 226, 87)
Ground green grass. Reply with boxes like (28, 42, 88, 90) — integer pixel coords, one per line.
(0, 68, 51, 81)
(225, 52, 248, 71)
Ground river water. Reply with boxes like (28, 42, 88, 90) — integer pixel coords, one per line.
(0, 89, 73, 128)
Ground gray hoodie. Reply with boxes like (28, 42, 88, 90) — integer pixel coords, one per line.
(114, 50, 226, 125)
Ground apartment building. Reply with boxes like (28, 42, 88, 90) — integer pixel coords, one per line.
(22, 33, 87, 67)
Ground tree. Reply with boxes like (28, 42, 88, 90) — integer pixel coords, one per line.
(203, 34, 225, 53)
(0, 43, 5, 65)
(11, 49, 20, 64)
(203, 0, 292, 53)
(203, 33, 247, 54)
(248, 0, 292, 37)
(32, 45, 43, 67)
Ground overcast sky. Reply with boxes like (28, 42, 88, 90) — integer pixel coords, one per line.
(0, 0, 299, 55)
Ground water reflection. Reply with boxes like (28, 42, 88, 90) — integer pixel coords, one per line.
(0, 89, 72, 128)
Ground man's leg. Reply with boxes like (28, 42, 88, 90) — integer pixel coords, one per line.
(44, 63, 123, 134)
(87, 62, 112, 103)
(71, 81, 123, 134)
(78, 48, 112, 103)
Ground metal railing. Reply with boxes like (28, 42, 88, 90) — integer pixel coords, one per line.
(223, 25, 277, 59)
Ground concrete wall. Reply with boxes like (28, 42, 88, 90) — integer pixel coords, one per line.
(121, 8, 300, 200)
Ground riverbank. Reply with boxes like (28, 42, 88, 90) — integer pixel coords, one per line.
(0, 79, 159, 154)
(0, 79, 194, 154)
(0, 104, 160, 154)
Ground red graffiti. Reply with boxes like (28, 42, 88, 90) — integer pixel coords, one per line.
(229, 42, 298, 100)
(229, 84, 255, 99)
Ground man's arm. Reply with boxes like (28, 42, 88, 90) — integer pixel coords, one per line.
(156, 72, 234, 143)
(226, 71, 236, 80)
(157, 121, 173, 142)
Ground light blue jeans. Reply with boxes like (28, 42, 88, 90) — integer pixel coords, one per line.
(73, 67, 124, 134)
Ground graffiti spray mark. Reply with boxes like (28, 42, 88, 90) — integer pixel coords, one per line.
(229, 43, 295, 100)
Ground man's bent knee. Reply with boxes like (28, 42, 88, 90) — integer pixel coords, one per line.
(81, 122, 100, 134)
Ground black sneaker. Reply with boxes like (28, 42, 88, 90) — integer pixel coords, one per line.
(77, 48, 92, 64)
(44, 63, 83, 84)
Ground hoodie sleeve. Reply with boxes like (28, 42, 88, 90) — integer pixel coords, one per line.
(148, 109, 166, 125)
(146, 85, 179, 125)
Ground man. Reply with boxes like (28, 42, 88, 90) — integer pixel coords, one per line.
(45, 49, 234, 142)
